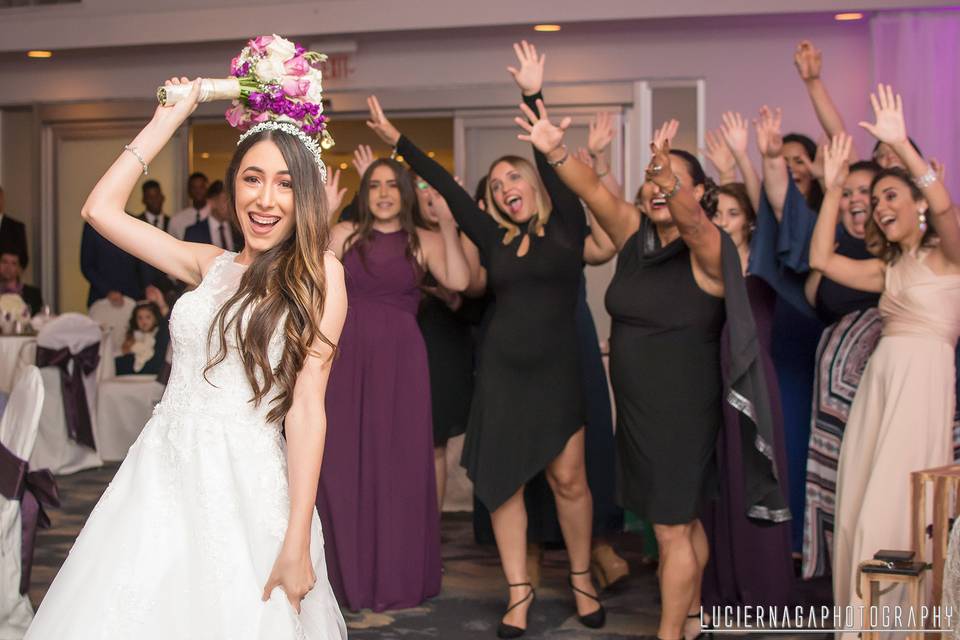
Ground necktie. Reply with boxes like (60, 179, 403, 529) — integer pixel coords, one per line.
(219, 223, 229, 251)
(195, 208, 201, 224)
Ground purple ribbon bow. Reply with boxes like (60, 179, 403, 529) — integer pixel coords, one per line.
(0, 440, 60, 594)
(36, 341, 100, 450)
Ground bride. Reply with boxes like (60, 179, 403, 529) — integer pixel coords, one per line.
(25, 78, 348, 639)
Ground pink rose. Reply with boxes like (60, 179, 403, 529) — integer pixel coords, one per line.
(225, 103, 248, 128)
(284, 55, 310, 76)
(249, 35, 274, 54)
(281, 77, 310, 98)
(252, 111, 271, 123)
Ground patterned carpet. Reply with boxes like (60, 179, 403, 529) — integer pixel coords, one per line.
(28, 464, 829, 639)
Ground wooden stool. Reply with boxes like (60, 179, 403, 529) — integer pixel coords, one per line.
(858, 560, 926, 640)
(911, 464, 960, 608)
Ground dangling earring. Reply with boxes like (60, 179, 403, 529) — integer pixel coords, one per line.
(919, 211, 928, 233)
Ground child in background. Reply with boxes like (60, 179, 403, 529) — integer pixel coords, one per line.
(115, 299, 169, 376)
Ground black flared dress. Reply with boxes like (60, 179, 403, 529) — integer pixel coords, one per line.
(606, 230, 725, 525)
(397, 130, 586, 512)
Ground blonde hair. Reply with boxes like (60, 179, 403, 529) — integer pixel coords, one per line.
(485, 156, 553, 244)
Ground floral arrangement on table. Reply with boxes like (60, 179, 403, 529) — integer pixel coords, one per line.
(156, 34, 334, 149)
(0, 293, 31, 334)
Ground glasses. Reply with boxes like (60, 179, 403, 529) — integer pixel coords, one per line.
(416, 180, 429, 191)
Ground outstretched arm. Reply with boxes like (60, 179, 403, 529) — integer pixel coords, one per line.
(81, 78, 222, 286)
(587, 111, 623, 196)
(365, 95, 498, 255)
(859, 83, 960, 265)
(263, 253, 347, 613)
(516, 99, 638, 249)
(794, 40, 860, 161)
(719, 111, 762, 211)
(756, 105, 790, 221)
(808, 133, 885, 292)
(704, 129, 737, 185)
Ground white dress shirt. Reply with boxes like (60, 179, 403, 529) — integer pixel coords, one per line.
(208, 217, 233, 252)
(169, 203, 211, 240)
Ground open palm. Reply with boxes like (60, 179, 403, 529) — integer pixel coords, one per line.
(858, 84, 907, 145)
(507, 40, 545, 96)
(516, 99, 570, 155)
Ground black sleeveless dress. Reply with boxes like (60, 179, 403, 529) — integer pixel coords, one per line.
(606, 230, 725, 525)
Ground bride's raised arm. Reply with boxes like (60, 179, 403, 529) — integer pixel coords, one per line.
(81, 77, 222, 287)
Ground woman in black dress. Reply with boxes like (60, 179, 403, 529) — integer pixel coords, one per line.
(519, 100, 784, 640)
(364, 44, 603, 636)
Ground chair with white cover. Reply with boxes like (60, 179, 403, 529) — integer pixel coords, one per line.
(0, 366, 51, 638)
(29, 313, 103, 475)
(87, 296, 135, 355)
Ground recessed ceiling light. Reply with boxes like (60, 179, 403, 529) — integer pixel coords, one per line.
(395, 155, 405, 163)
(27, 50, 53, 59)
(834, 12, 864, 21)
(427, 151, 436, 158)
(200, 152, 210, 159)
(339, 162, 349, 170)
(533, 24, 561, 32)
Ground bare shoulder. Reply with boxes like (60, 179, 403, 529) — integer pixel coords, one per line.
(195, 245, 232, 281)
(328, 221, 356, 258)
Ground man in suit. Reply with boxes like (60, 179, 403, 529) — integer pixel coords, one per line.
(168, 172, 210, 240)
(135, 180, 175, 294)
(0, 250, 43, 315)
(80, 222, 145, 307)
(184, 181, 243, 252)
(0, 185, 29, 270)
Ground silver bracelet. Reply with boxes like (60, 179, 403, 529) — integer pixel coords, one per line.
(914, 166, 937, 189)
(123, 144, 149, 176)
(547, 145, 569, 167)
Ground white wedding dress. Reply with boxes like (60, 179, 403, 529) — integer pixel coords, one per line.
(25, 251, 347, 639)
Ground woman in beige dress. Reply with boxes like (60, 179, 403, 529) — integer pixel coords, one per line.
(809, 85, 960, 638)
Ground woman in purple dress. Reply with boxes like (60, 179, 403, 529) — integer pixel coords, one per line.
(317, 159, 471, 612)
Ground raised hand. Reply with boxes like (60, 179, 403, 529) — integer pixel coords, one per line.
(822, 133, 852, 190)
(351, 144, 375, 177)
(719, 111, 750, 155)
(646, 138, 675, 192)
(153, 77, 202, 129)
(323, 166, 347, 213)
(588, 112, 615, 157)
(365, 95, 401, 146)
(507, 40, 546, 96)
(858, 84, 907, 145)
(652, 119, 679, 149)
(754, 105, 784, 159)
(793, 40, 822, 81)
(426, 191, 455, 224)
(704, 129, 735, 177)
(515, 99, 571, 156)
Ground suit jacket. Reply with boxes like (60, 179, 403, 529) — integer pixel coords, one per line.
(135, 213, 175, 293)
(0, 215, 28, 268)
(20, 284, 43, 316)
(184, 218, 244, 252)
(80, 223, 145, 307)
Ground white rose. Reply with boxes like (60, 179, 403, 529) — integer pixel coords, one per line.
(265, 35, 297, 62)
(254, 57, 286, 83)
(305, 74, 324, 105)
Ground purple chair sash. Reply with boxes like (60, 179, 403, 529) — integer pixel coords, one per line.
(0, 440, 60, 594)
(35, 341, 100, 450)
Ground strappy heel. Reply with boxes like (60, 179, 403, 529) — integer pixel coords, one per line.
(686, 611, 711, 640)
(496, 582, 535, 638)
(569, 569, 606, 629)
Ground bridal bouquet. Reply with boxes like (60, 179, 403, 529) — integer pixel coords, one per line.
(157, 34, 333, 148)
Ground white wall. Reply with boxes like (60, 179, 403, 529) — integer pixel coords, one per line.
(0, 0, 950, 52)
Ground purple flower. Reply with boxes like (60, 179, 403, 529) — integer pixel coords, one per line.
(295, 43, 306, 56)
(247, 92, 269, 111)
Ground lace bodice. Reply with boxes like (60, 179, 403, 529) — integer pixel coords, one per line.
(159, 251, 285, 428)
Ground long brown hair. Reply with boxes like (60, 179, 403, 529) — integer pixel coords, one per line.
(864, 167, 936, 263)
(344, 158, 423, 272)
(204, 128, 335, 423)
(485, 156, 552, 244)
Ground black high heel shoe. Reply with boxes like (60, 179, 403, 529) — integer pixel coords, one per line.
(496, 582, 535, 639)
(569, 569, 606, 629)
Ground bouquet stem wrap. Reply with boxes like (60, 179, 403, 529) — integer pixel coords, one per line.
(157, 78, 245, 106)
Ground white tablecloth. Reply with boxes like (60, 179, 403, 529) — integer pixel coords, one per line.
(0, 336, 36, 394)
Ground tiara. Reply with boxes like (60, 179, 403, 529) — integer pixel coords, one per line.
(238, 121, 328, 183)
